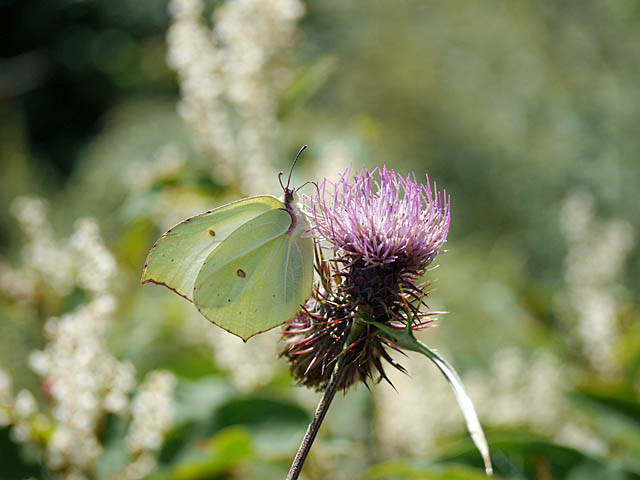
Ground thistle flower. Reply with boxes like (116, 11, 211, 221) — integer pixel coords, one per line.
(283, 167, 492, 478)
(282, 166, 450, 390)
(312, 165, 450, 267)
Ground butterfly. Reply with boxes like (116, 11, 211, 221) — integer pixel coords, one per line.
(141, 146, 315, 341)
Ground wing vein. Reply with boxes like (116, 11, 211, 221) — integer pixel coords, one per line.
(208, 221, 288, 275)
(283, 237, 293, 298)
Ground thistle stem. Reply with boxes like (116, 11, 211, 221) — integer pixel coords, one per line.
(287, 320, 365, 480)
(286, 361, 345, 480)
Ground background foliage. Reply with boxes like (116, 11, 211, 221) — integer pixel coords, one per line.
(1, 0, 639, 479)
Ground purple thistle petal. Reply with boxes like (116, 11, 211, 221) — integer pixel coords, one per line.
(309, 166, 450, 268)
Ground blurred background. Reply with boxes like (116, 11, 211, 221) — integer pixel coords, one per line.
(1, 0, 639, 479)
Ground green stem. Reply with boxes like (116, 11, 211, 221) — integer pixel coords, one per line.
(286, 320, 364, 480)
(286, 361, 345, 480)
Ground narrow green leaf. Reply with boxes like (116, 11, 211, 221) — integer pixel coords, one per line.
(277, 54, 340, 119)
(573, 387, 640, 429)
(357, 315, 493, 476)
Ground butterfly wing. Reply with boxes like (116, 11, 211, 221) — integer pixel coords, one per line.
(141, 195, 282, 302)
(194, 208, 314, 340)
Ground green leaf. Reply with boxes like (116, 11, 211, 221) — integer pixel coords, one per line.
(570, 385, 640, 464)
(566, 461, 637, 480)
(210, 396, 310, 457)
(172, 377, 236, 427)
(277, 54, 340, 119)
(357, 315, 493, 476)
(151, 426, 254, 480)
(157, 377, 236, 465)
(0, 427, 42, 480)
(96, 414, 131, 480)
(438, 430, 640, 480)
(364, 461, 490, 480)
(572, 386, 640, 429)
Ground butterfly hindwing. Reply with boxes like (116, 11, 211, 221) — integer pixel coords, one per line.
(194, 207, 313, 340)
(279, 227, 315, 307)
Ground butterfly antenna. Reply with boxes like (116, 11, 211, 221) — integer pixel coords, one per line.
(278, 171, 286, 190)
(287, 145, 308, 189)
(295, 180, 319, 194)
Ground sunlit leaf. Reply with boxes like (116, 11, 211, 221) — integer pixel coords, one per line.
(364, 461, 489, 480)
(211, 396, 310, 456)
(438, 430, 640, 480)
(152, 426, 254, 480)
(357, 315, 493, 476)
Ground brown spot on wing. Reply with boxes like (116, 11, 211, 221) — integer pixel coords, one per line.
(236, 269, 246, 278)
(209, 229, 216, 237)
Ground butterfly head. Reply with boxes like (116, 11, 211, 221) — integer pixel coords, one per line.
(283, 187, 296, 208)
(279, 145, 307, 210)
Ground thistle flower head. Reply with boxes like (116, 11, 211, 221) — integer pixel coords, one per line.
(311, 165, 450, 268)
(282, 166, 450, 390)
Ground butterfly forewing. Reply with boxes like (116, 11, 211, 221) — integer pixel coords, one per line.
(141, 195, 282, 301)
